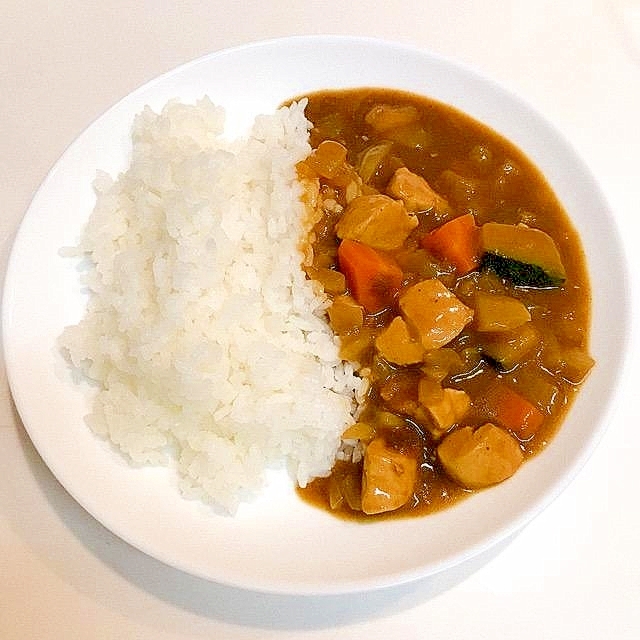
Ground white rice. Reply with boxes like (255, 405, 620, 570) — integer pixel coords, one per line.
(59, 96, 363, 513)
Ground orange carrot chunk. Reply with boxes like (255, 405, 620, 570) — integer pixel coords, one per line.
(421, 213, 480, 274)
(484, 384, 545, 440)
(337, 239, 403, 313)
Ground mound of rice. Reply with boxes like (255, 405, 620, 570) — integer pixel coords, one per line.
(59, 97, 363, 513)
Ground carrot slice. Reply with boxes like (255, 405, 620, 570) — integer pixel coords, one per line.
(337, 239, 403, 313)
(484, 384, 545, 440)
(421, 213, 480, 274)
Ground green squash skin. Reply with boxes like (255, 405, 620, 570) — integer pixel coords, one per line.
(480, 252, 565, 288)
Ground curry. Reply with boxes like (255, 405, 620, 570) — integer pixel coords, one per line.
(294, 88, 593, 520)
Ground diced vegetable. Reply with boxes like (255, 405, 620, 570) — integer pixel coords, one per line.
(543, 344, 596, 384)
(473, 291, 531, 332)
(418, 381, 471, 438)
(542, 335, 595, 384)
(373, 410, 407, 430)
(421, 213, 481, 274)
(387, 167, 449, 213)
(559, 346, 595, 384)
(339, 328, 377, 365)
(510, 367, 560, 414)
(393, 248, 448, 281)
(480, 324, 540, 370)
(437, 423, 524, 489)
(328, 474, 345, 510)
(375, 316, 425, 365)
(438, 169, 485, 212)
(335, 194, 418, 250)
(483, 383, 545, 440)
(305, 140, 348, 179)
(304, 266, 346, 295)
(378, 370, 431, 424)
(337, 239, 403, 312)
(416, 375, 443, 405)
(399, 279, 474, 350)
(356, 141, 394, 183)
(480, 222, 566, 287)
(384, 124, 431, 149)
(342, 470, 363, 511)
(361, 438, 417, 514)
(365, 104, 420, 132)
(327, 294, 364, 334)
(421, 348, 465, 382)
(342, 421, 376, 443)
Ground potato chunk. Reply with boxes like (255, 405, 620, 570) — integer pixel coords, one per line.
(474, 292, 531, 332)
(418, 382, 470, 438)
(375, 316, 425, 365)
(399, 280, 474, 350)
(437, 423, 524, 489)
(386, 167, 449, 213)
(335, 194, 418, 251)
(361, 438, 417, 515)
(364, 104, 420, 132)
(327, 295, 364, 334)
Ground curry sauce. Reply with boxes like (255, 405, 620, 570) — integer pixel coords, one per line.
(293, 89, 592, 520)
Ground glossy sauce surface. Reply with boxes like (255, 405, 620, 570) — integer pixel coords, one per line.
(294, 89, 592, 520)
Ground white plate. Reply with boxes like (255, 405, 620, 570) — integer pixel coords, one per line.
(2, 36, 630, 595)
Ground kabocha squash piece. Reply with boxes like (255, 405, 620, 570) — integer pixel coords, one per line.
(437, 423, 524, 489)
(421, 213, 481, 274)
(361, 438, 417, 515)
(399, 280, 474, 350)
(335, 194, 418, 251)
(375, 316, 425, 365)
(480, 222, 566, 287)
(386, 167, 449, 214)
(473, 292, 531, 332)
(337, 239, 403, 312)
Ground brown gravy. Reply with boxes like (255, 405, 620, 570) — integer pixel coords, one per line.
(292, 89, 592, 520)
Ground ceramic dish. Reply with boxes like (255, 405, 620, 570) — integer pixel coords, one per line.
(2, 36, 630, 595)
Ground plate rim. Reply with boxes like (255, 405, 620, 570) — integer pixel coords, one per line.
(2, 34, 632, 595)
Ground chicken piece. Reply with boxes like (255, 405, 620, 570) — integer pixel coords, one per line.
(386, 167, 449, 213)
(375, 316, 425, 365)
(361, 438, 417, 515)
(418, 380, 470, 438)
(399, 280, 474, 350)
(437, 423, 524, 489)
(335, 194, 418, 251)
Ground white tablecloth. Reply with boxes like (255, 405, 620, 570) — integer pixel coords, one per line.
(2, 2, 639, 638)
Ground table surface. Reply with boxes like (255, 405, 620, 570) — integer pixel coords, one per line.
(2, 2, 639, 638)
